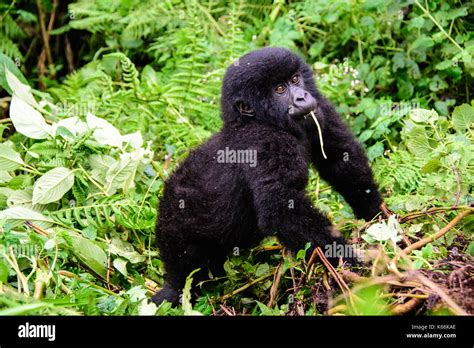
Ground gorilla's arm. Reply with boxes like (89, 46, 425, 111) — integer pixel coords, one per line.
(245, 131, 350, 262)
(309, 95, 383, 221)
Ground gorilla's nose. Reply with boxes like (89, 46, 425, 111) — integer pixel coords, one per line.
(294, 89, 309, 104)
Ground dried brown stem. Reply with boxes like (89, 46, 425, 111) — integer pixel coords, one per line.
(268, 262, 283, 308)
(392, 209, 472, 265)
(392, 297, 423, 315)
(414, 272, 467, 315)
(399, 206, 471, 223)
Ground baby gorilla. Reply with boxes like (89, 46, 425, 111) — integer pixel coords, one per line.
(152, 47, 383, 305)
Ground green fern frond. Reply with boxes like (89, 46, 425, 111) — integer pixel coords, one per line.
(106, 52, 140, 90)
(2, 15, 25, 39)
(374, 151, 424, 194)
(46, 199, 156, 232)
(0, 33, 22, 59)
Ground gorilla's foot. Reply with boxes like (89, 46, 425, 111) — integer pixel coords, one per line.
(150, 283, 180, 306)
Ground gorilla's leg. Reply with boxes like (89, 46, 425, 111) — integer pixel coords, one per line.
(151, 242, 210, 306)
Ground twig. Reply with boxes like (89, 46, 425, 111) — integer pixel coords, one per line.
(414, 272, 467, 315)
(399, 206, 471, 223)
(267, 262, 283, 308)
(58, 270, 117, 296)
(383, 293, 429, 299)
(24, 221, 49, 237)
(219, 304, 235, 316)
(64, 34, 75, 72)
(392, 297, 423, 315)
(314, 247, 356, 311)
(380, 202, 393, 218)
(371, 245, 382, 277)
(392, 209, 472, 265)
(340, 269, 366, 283)
(286, 250, 298, 292)
(298, 247, 319, 287)
(35, 0, 53, 68)
(3, 247, 30, 296)
(327, 304, 347, 315)
(221, 271, 274, 301)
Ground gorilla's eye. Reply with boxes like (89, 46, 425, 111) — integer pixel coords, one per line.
(275, 84, 286, 94)
(291, 74, 300, 84)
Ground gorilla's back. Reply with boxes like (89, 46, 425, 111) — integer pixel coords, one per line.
(156, 130, 259, 247)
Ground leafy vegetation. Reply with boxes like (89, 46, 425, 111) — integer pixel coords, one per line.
(0, 0, 472, 316)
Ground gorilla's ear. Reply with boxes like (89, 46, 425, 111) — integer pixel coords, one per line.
(236, 101, 255, 117)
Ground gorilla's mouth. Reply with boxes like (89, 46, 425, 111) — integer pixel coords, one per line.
(289, 109, 316, 120)
(303, 109, 317, 118)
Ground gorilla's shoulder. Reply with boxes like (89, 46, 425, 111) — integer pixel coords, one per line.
(222, 122, 305, 161)
(224, 122, 298, 144)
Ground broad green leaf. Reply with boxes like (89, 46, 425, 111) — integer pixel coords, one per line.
(4, 65, 39, 108)
(113, 257, 128, 276)
(89, 154, 116, 172)
(52, 116, 88, 137)
(67, 235, 107, 278)
(81, 226, 97, 240)
(367, 142, 384, 161)
(127, 285, 148, 302)
(87, 112, 122, 147)
(0, 206, 53, 228)
(421, 159, 441, 173)
(106, 157, 138, 195)
(9, 94, 52, 139)
(313, 62, 329, 70)
(410, 35, 434, 50)
(122, 131, 143, 149)
(452, 104, 473, 133)
(44, 238, 56, 250)
(467, 242, 474, 257)
(0, 143, 25, 170)
(109, 237, 145, 263)
(0, 170, 12, 183)
(32, 167, 75, 204)
(182, 268, 202, 315)
(138, 300, 158, 316)
(409, 108, 439, 123)
(0, 55, 28, 95)
(435, 60, 453, 70)
(406, 128, 432, 157)
(255, 263, 270, 277)
(7, 187, 33, 207)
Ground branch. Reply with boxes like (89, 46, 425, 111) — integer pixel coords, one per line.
(392, 209, 472, 265)
(221, 271, 274, 301)
(392, 297, 423, 315)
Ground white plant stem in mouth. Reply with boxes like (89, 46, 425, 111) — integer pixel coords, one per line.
(310, 110, 327, 160)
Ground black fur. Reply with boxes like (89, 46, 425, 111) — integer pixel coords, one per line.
(152, 47, 383, 305)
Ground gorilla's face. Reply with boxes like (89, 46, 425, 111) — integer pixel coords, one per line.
(221, 47, 320, 131)
(272, 72, 317, 119)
